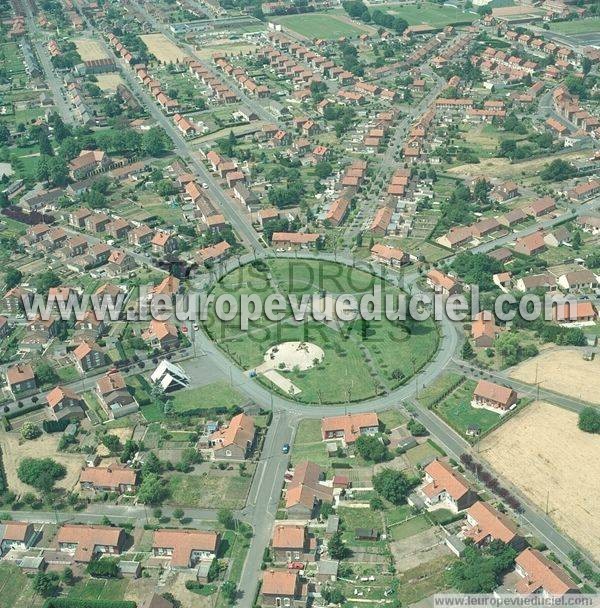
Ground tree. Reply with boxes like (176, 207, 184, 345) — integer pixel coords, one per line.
(138, 473, 169, 505)
(407, 419, 427, 437)
(327, 531, 348, 560)
(540, 159, 575, 182)
(218, 508, 235, 529)
(32, 572, 60, 597)
(221, 580, 237, 604)
(4, 267, 22, 290)
(87, 557, 120, 578)
(61, 567, 74, 585)
(34, 270, 60, 294)
(315, 161, 333, 179)
(461, 340, 475, 360)
(571, 230, 582, 251)
(142, 127, 170, 156)
(142, 451, 163, 475)
(370, 496, 384, 510)
(372, 469, 414, 505)
(0, 124, 10, 144)
(578, 407, 600, 434)
(17, 457, 66, 493)
(101, 434, 122, 454)
(35, 361, 59, 386)
(321, 585, 345, 604)
(21, 422, 42, 440)
(173, 508, 185, 521)
(355, 435, 389, 463)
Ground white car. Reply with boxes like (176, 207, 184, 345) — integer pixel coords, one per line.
(201, 182, 209, 189)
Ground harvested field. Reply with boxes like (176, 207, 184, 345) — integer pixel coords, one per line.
(95, 73, 125, 92)
(140, 33, 187, 63)
(480, 401, 600, 560)
(509, 348, 600, 404)
(0, 430, 84, 496)
(74, 38, 108, 61)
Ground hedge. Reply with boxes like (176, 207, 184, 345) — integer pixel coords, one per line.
(43, 601, 137, 608)
(42, 418, 71, 433)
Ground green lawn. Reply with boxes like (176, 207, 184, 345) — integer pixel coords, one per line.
(549, 17, 600, 34)
(378, 408, 407, 431)
(270, 13, 369, 39)
(170, 380, 247, 413)
(388, 514, 431, 540)
(433, 379, 502, 439)
(404, 440, 444, 466)
(397, 555, 456, 604)
(0, 563, 44, 608)
(383, 2, 476, 26)
(67, 578, 129, 601)
(418, 372, 465, 408)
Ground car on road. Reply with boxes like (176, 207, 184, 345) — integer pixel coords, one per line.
(282, 443, 290, 454)
(201, 182, 209, 189)
(193, 323, 199, 331)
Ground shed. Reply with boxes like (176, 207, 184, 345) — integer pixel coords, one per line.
(316, 559, 339, 582)
(325, 516, 339, 537)
(119, 560, 141, 578)
(355, 528, 379, 541)
(196, 560, 212, 583)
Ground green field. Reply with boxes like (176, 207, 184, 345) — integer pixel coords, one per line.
(0, 563, 44, 608)
(169, 380, 247, 413)
(389, 514, 432, 540)
(68, 578, 129, 601)
(549, 17, 600, 34)
(270, 13, 369, 39)
(205, 259, 439, 404)
(384, 2, 476, 26)
(168, 470, 252, 508)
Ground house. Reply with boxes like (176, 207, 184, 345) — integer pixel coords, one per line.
(271, 524, 315, 563)
(150, 359, 190, 392)
(321, 413, 379, 446)
(152, 231, 178, 255)
(577, 215, 600, 234)
(80, 463, 138, 493)
(325, 198, 350, 228)
(142, 320, 180, 350)
(129, 225, 154, 247)
(261, 570, 306, 608)
(471, 311, 498, 348)
(272, 233, 322, 250)
(426, 269, 460, 296)
(513, 232, 546, 256)
(491, 180, 519, 202)
(73, 340, 106, 372)
(526, 197, 556, 218)
(552, 300, 597, 323)
(370, 207, 393, 236)
(438, 226, 473, 249)
(285, 461, 333, 519)
(143, 596, 175, 608)
(415, 459, 477, 512)
(69, 150, 111, 180)
(515, 273, 556, 292)
(557, 269, 598, 291)
(209, 412, 256, 460)
(196, 241, 231, 266)
(472, 380, 517, 412)
(463, 501, 523, 548)
(57, 524, 125, 563)
(96, 371, 139, 419)
(499, 208, 527, 227)
(6, 363, 36, 394)
(567, 179, 600, 201)
(152, 529, 220, 568)
(514, 548, 579, 596)
(544, 227, 571, 248)
(370, 243, 409, 268)
(46, 386, 85, 421)
(0, 522, 36, 555)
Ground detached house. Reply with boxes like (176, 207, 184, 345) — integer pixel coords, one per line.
(0, 522, 37, 555)
(472, 380, 517, 412)
(80, 463, 138, 494)
(271, 524, 315, 563)
(208, 412, 256, 460)
(285, 461, 333, 519)
(46, 386, 85, 421)
(152, 231, 178, 255)
(142, 319, 180, 350)
(152, 529, 220, 568)
(471, 311, 498, 348)
(73, 340, 106, 372)
(96, 371, 139, 419)
(57, 524, 125, 563)
(416, 459, 477, 512)
(515, 548, 579, 596)
(463, 501, 524, 548)
(321, 413, 379, 447)
(426, 269, 460, 296)
(370, 243, 409, 268)
(6, 363, 36, 395)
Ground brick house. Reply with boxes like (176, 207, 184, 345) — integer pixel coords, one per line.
(472, 380, 518, 412)
(261, 570, 307, 608)
(415, 459, 477, 512)
(80, 463, 138, 494)
(321, 413, 379, 447)
(46, 386, 85, 421)
(57, 524, 125, 563)
(271, 524, 315, 563)
(73, 340, 106, 372)
(6, 363, 36, 395)
(208, 413, 256, 461)
(152, 529, 220, 568)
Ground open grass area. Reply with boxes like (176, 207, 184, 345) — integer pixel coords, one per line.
(389, 514, 431, 540)
(270, 13, 369, 39)
(419, 372, 465, 408)
(404, 440, 444, 466)
(396, 554, 456, 604)
(549, 17, 600, 34)
(0, 563, 44, 608)
(383, 2, 476, 26)
(169, 380, 247, 413)
(68, 578, 129, 601)
(432, 379, 502, 438)
(205, 260, 439, 404)
(168, 469, 253, 508)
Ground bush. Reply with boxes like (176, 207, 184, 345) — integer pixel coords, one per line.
(43, 601, 137, 608)
(87, 558, 120, 578)
(43, 418, 71, 434)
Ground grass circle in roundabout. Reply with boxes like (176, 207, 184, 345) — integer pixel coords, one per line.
(203, 257, 440, 405)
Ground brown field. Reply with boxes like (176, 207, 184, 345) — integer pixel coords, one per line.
(140, 33, 187, 63)
(509, 348, 600, 404)
(74, 37, 108, 61)
(480, 401, 600, 560)
(194, 40, 258, 59)
(95, 73, 125, 92)
(0, 431, 84, 495)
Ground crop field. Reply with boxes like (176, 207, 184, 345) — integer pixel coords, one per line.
(509, 348, 600, 404)
(141, 33, 187, 63)
(384, 2, 476, 26)
(74, 37, 109, 61)
(480, 401, 600, 560)
(270, 13, 370, 39)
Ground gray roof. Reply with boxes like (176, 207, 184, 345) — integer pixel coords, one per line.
(119, 560, 141, 574)
(317, 560, 339, 576)
(325, 516, 339, 534)
(18, 555, 45, 569)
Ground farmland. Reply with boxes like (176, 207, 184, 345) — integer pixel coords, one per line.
(480, 401, 600, 560)
(270, 13, 371, 39)
(140, 33, 187, 63)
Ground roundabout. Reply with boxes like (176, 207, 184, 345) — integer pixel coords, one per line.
(202, 256, 442, 405)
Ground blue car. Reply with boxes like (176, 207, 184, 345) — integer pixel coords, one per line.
(282, 443, 290, 454)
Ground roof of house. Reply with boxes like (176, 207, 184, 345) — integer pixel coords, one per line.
(46, 385, 81, 410)
(465, 501, 518, 544)
(6, 363, 34, 385)
(271, 524, 306, 549)
(422, 459, 471, 501)
(286, 460, 332, 509)
(80, 463, 137, 489)
(152, 529, 219, 567)
(56, 524, 124, 562)
(96, 371, 126, 395)
(261, 570, 299, 596)
(473, 380, 516, 406)
(371, 243, 406, 262)
(0, 521, 34, 542)
(321, 413, 379, 444)
(515, 548, 578, 595)
(427, 269, 457, 291)
(210, 413, 255, 451)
